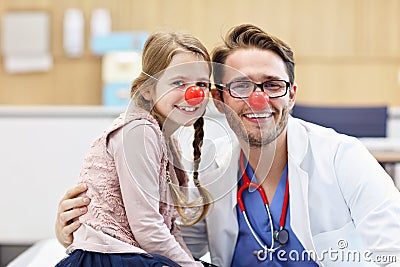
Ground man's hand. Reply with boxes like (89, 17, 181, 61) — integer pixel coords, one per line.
(55, 183, 91, 248)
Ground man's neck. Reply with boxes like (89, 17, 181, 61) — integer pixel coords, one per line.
(240, 129, 288, 200)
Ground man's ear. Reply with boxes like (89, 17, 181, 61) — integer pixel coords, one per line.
(211, 88, 225, 114)
(288, 83, 297, 109)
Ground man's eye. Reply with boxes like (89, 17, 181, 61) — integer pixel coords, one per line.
(232, 81, 251, 89)
(264, 82, 281, 89)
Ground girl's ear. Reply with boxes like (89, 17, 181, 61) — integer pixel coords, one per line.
(140, 88, 153, 101)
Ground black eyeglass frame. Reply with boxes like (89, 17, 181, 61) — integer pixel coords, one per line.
(215, 79, 291, 99)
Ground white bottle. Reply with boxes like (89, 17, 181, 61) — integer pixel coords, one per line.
(63, 9, 85, 58)
(91, 8, 111, 37)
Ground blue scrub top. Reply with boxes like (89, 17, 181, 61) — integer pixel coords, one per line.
(231, 156, 318, 266)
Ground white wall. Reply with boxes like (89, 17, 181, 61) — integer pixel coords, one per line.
(0, 106, 120, 244)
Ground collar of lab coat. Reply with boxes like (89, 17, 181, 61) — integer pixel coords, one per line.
(203, 132, 240, 210)
(287, 115, 319, 261)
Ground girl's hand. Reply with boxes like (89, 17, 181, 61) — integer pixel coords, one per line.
(55, 183, 90, 248)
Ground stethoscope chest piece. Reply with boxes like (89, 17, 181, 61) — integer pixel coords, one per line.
(274, 228, 289, 246)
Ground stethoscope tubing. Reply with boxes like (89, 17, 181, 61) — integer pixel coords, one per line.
(242, 205, 276, 252)
(237, 150, 290, 259)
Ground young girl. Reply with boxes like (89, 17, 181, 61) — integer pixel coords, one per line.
(56, 31, 212, 267)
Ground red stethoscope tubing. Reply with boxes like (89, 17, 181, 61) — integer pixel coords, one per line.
(237, 150, 289, 230)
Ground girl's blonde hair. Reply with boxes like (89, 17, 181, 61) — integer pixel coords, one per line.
(131, 31, 212, 225)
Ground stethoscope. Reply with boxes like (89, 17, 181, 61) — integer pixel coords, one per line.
(237, 150, 290, 261)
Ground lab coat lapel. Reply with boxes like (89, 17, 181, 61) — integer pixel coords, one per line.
(287, 117, 319, 264)
(211, 137, 240, 215)
(204, 136, 240, 267)
(206, 135, 240, 203)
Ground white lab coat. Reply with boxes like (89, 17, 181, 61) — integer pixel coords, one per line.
(182, 116, 400, 267)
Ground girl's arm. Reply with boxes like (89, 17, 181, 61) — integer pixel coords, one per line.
(109, 120, 201, 266)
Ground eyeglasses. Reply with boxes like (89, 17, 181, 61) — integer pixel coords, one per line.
(216, 79, 291, 99)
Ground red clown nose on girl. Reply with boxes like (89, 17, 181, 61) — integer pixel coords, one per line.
(184, 85, 205, 106)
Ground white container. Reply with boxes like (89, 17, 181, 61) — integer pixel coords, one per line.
(102, 51, 142, 83)
(91, 8, 112, 37)
(63, 9, 85, 58)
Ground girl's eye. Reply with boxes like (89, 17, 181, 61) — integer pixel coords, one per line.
(196, 82, 209, 88)
(172, 81, 185, 87)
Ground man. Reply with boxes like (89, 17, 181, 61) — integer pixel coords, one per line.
(56, 24, 400, 266)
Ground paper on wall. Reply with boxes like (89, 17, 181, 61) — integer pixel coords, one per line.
(1, 11, 53, 73)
